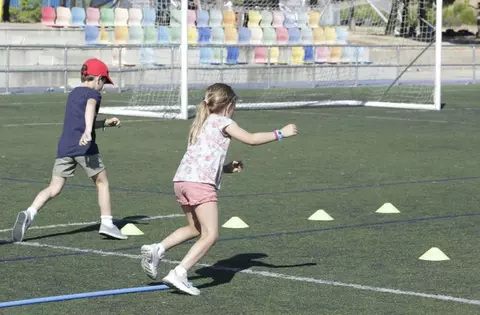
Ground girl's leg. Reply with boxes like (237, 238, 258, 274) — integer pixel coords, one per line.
(92, 170, 127, 240)
(177, 201, 218, 271)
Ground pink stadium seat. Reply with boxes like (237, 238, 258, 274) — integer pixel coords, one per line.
(128, 8, 142, 26)
(86, 8, 100, 26)
(41, 6, 56, 26)
(276, 27, 288, 44)
(55, 7, 71, 27)
(187, 10, 196, 26)
(272, 11, 284, 28)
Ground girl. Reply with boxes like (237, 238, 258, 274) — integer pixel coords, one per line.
(140, 83, 297, 295)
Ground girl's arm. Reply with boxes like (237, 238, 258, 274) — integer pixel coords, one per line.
(224, 123, 297, 146)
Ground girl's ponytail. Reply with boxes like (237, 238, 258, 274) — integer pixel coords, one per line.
(188, 99, 211, 144)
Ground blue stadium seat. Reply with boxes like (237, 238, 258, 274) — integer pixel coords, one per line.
(198, 27, 211, 44)
(85, 25, 99, 45)
(226, 47, 239, 64)
(142, 8, 156, 26)
(200, 47, 213, 64)
(71, 7, 85, 27)
(157, 26, 170, 44)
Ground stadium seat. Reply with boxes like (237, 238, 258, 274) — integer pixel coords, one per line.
(71, 7, 85, 27)
(296, 11, 308, 29)
(226, 47, 239, 64)
(114, 26, 129, 44)
(157, 26, 170, 44)
(209, 9, 222, 27)
(260, 10, 273, 28)
(315, 47, 330, 63)
(115, 8, 129, 27)
(312, 27, 325, 44)
(276, 27, 289, 44)
(272, 11, 284, 28)
(170, 9, 181, 27)
(129, 25, 143, 44)
(55, 7, 71, 27)
(85, 25, 99, 45)
(142, 8, 155, 26)
(304, 46, 314, 63)
(98, 25, 109, 44)
(200, 47, 213, 64)
(197, 10, 209, 27)
(254, 47, 266, 64)
(336, 26, 348, 41)
(86, 7, 100, 26)
(341, 46, 355, 63)
(128, 8, 142, 26)
(284, 12, 297, 29)
(247, 10, 261, 28)
(188, 26, 198, 44)
(238, 27, 251, 43)
(288, 27, 300, 44)
(100, 8, 114, 27)
(41, 6, 56, 27)
(223, 10, 236, 27)
(188, 10, 196, 26)
(170, 27, 181, 43)
(324, 27, 336, 43)
(291, 46, 304, 64)
(358, 47, 372, 64)
(212, 47, 226, 64)
(198, 27, 211, 44)
(211, 27, 224, 44)
(225, 26, 238, 44)
(143, 26, 157, 44)
(308, 11, 320, 28)
(300, 27, 313, 44)
(249, 27, 263, 45)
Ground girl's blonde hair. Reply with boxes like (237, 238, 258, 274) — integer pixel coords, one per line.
(188, 83, 237, 144)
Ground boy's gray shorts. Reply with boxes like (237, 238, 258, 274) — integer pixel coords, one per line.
(53, 154, 105, 178)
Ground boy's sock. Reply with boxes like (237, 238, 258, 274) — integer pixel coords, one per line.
(174, 266, 187, 277)
(100, 215, 114, 227)
(26, 207, 38, 221)
(156, 243, 166, 256)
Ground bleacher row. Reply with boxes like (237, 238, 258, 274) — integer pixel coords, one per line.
(41, 6, 371, 65)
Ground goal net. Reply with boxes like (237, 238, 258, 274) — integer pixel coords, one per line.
(100, 0, 442, 119)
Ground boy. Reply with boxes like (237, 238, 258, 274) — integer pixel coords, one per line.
(12, 58, 127, 242)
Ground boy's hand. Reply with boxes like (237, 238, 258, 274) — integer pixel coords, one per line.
(281, 124, 298, 138)
(224, 160, 244, 173)
(79, 132, 92, 146)
(106, 117, 121, 128)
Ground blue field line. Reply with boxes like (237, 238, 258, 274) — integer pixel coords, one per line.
(0, 284, 171, 308)
(1, 175, 480, 199)
(2, 211, 479, 264)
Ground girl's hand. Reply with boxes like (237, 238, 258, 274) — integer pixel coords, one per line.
(281, 124, 298, 138)
(224, 160, 244, 173)
(106, 117, 121, 128)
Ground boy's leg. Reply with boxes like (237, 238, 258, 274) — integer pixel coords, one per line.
(162, 202, 218, 296)
(141, 205, 199, 280)
(12, 157, 74, 242)
(76, 155, 127, 240)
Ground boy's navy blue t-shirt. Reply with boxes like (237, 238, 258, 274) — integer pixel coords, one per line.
(57, 86, 101, 158)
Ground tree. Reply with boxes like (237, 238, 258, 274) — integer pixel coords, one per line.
(2, 0, 10, 22)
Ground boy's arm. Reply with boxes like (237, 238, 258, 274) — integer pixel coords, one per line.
(84, 98, 97, 134)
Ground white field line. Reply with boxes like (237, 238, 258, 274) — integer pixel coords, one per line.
(0, 214, 184, 234)
(2, 119, 161, 127)
(17, 242, 480, 306)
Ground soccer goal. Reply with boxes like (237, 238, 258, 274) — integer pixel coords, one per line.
(99, 0, 443, 119)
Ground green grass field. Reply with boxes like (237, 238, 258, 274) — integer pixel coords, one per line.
(1, 86, 480, 314)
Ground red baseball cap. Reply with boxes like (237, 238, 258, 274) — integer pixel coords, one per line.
(82, 58, 114, 85)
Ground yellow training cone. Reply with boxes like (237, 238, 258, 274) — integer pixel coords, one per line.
(375, 203, 401, 213)
(419, 247, 450, 261)
(222, 216, 249, 228)
(120, 223, 144, 236)
(308, 210, 334, 221)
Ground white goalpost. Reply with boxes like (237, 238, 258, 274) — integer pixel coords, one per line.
(100, 0, 443, 119)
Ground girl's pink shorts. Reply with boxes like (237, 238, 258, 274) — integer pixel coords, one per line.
(174, 181, 218, 206)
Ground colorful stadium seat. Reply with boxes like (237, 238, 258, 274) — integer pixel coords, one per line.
(336, 27, 348, 41)
(86, 7, 100, 26)
(300, 27, 313, 44)
(209, 9, 222, 27)
(308, 11, 320, 28)
(142, 8, 155, 26)
(291, 46, 304, 64)
(288, 27, 301, 43)
(283, 12, 297, 29)
(315, 47, 330, 63)
(170, 9, 181, 27)
(260, 10, 273, 28)
(247, 10, 261, 28)
(276, 27, 289, 44)
(198, 27, 211, 44)
(188, 10, 196, 26)
(312, 27, 325, 44)
(170, 27, 181, 43)
(263, 27, 276, 45)
(157, 26, 170, 44)
(114, 8, 129, 27)
(144, 26, 157, 44)
(226, 47, 239, 64)
(296, 11, 308, 29)
(200, 47, 213, 64)
(100, 8, 114, 27)
(272, 11, 284, 28)
(211, 27, 225, 44)
(114, 26, 129, 44)
(197, 10, 209, 27)
(223, 10, 236, 27)
(129, 25, 143, 44)
(238, 27, 251, 43)
(71, 7, 85, 27)
(188, 26, 198, 44)
(85, 25, 99, 45)
(225, 26, 238, 44)
(249, 27, 263, 45)
(128, 8, 142, 26)
(55, 7, 71, 27)
(41, 6, 56, 26)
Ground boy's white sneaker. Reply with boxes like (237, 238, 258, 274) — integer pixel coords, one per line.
(162, 269, 200, 296)
(99, 224, 128, 240)
(12, 210, 33, 242)
(141, 244, 163, 280)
